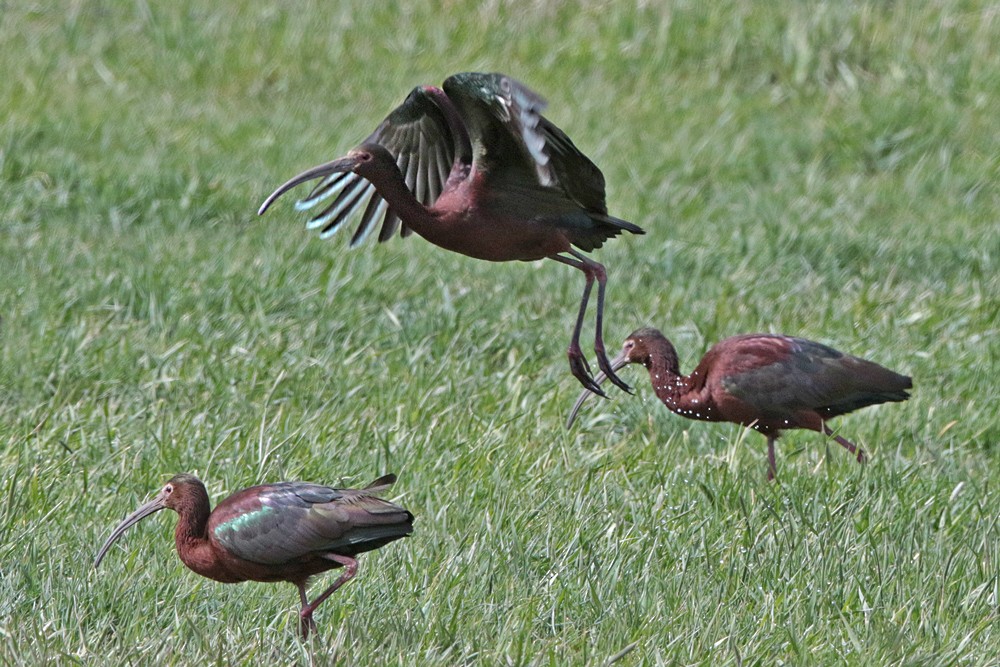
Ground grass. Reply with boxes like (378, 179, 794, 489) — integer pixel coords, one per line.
(2, 0, 998, 664)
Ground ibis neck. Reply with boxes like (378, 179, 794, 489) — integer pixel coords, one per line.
(173, 488, 216, 574)
(646, 346, 687, 406)
(647, 345, 719, 423)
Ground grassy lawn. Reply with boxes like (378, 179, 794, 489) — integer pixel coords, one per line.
(2, 1, 998, 664)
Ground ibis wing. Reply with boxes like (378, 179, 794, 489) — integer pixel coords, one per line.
(720, 336, 909, 417)
(494, 76, 553, 187)
(717, 337, 833, 411)
(492, 76, 643, 248)
(536, 116, 609, 214)
(212, 481, 413, 565)
(296, 86, 462, 245)
(498, 77, 611, 215)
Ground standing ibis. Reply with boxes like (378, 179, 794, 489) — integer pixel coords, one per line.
(567, 328, 912, 480)
(94, 473, 414, 637)
(258, 72, 644, 395)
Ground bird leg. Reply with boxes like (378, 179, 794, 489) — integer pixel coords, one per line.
(766, 436, 777, 482)
(297, 555, 359, 638)
(567, 265, 602, 396)
(823, 425, 867, 464)
(588, 257, 632, 395)
(552, 251, 631, 395)
(296, 583, 317, 638)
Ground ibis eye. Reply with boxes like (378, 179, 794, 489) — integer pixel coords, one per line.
(164, 484, 173, 494)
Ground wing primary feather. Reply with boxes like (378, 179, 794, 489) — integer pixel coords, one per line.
(403, 149, 419, 192)
(506, 77, 553, 185)
(298, 172, 351, 211)
(364, 474, 398, 490)
(432, 135, 452, 201)
(414, 133, 428, 206)
(395, 125, 415, 168)
(434, 141, 450, 195)
(393, 151, 411, 198)
(425, 144, 442, 202)
(382, 210, 404, 240)
(349, 189, 384, 247)
(334, 524, 413, 547)
(307, 176, 367, 232)
(319, 183, 370, 238)
(394, 127, 420, 233)
(375, 200, 399, 242)
(385, 151, 413, 242)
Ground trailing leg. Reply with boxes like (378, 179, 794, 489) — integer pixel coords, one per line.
(297, 555, 359, 638)
(823, 425, 867, 464)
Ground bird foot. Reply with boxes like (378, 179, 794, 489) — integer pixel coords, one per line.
(856, 448, 867, 464)
(568, 349, 605, 397)
(299, 612, 317, 639)
(596, 349, 631, 394)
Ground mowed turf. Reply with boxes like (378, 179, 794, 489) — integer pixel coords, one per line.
(2, 1, 998, 664)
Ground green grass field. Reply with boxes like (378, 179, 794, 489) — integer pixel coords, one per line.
(2, 1, 998, 664)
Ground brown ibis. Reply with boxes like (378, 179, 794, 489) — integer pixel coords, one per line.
(94, 473, 414, 637)
(567, 328, 912, 480)
(258, 72, 644, 395)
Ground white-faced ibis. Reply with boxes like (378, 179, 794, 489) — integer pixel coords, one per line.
(94, 473, 413, 637)
(567, 328, 912, 480)
(258, 72, 644, 395)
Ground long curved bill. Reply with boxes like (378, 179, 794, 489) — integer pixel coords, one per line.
(566, 349, 632, 428)
(93, 491, 168, 568)
(257, 155, 361, 216)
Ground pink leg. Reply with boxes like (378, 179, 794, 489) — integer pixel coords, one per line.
(551, 252, 630, 395)
(588, 256, 632, 394)
(767, 436, 777, 482)
(296, 583, 317, 638)
(823, 425, 867, 464)
(297, 555, 358, 638)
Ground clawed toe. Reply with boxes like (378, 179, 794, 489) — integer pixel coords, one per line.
(596, 353, 631, 393)
(299, 613, 317, 639)
(569, 353, 606, 397)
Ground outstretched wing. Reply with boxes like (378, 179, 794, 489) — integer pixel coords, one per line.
(493, 75, 613, 216)
(441, 72, 642, 248)
(536, 116, 610, 215)
(212, 478, 414, 565)
(284, 86, 466, 246)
